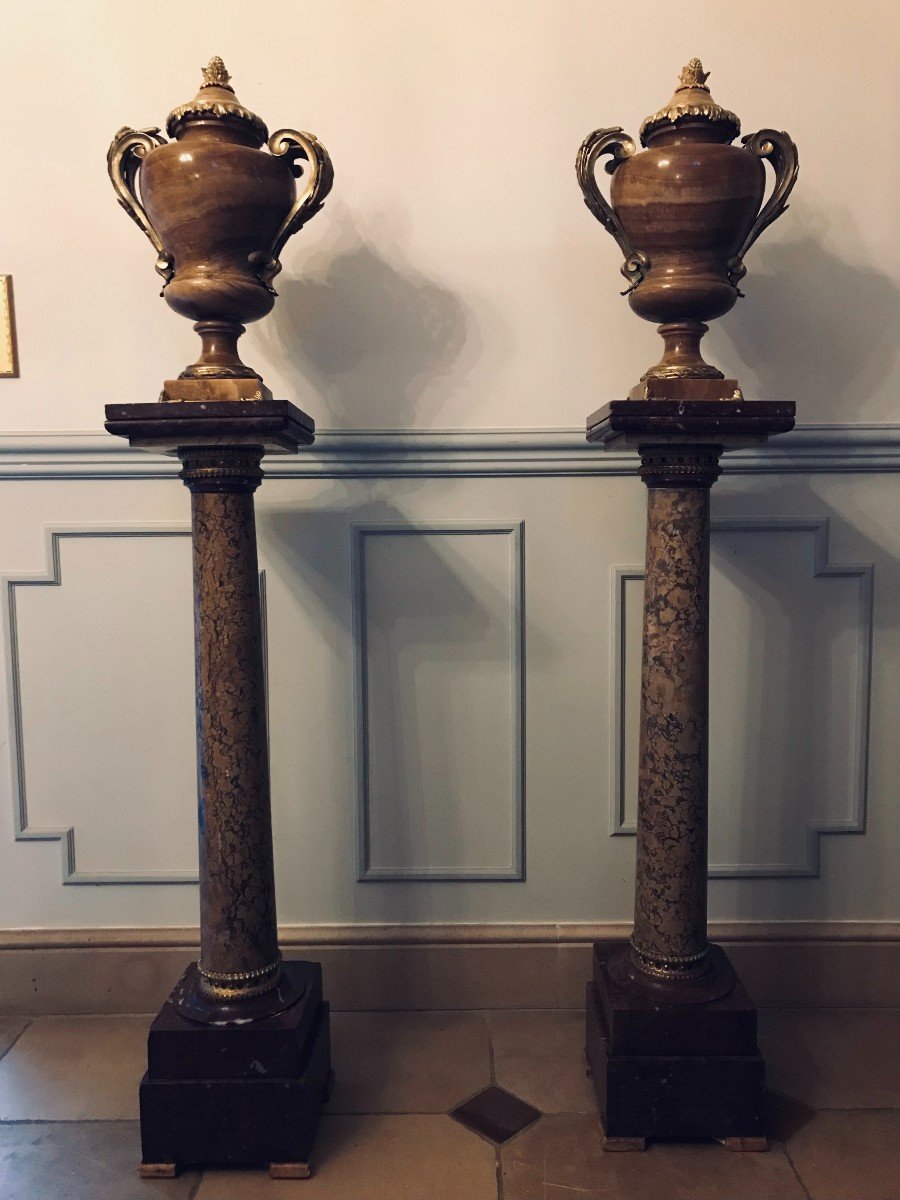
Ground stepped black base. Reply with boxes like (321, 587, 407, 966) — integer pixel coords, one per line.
(139, 960, 331, 1173)
(585, 940, 766, 1147)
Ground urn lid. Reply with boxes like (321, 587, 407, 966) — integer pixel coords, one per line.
(166, 57, 269, 146)
(639, 59, 740, 147)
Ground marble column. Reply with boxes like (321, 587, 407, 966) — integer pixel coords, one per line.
(178, 447, 281, 1007)
(630, 444, 722, 982)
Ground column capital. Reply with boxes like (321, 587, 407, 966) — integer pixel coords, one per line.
(178, 446, 264, 494)
(638, 443, 722, 489)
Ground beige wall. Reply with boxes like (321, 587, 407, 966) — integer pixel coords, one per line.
(0, 0, 898, 431)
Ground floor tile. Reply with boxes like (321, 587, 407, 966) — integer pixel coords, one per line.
(451, 1084, 540, 1144)
(0, 1015, 149, 1119)
(765, 1090, 818, 1143)
(329, 1010, 491, 1113)
(489, 1009, 597, 1112)
(0, 1017, 27, 1058)
(195, 1114, 498, 1199)
(0, 1121, 198, 1200)
(501, 1114, 807, 1199)
(758, 1009, 900, 1108)
(786, 1110, 900, 1200)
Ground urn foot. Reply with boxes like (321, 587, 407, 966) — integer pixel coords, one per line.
(640, 320, 724, 387)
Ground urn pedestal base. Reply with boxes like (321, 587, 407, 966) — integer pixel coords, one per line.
(627, 377, 743, 402)
(585, 941, 765, 1149)
(139, 960, 332, 1175)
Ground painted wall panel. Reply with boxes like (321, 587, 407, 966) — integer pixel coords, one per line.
(5, 529, 197, 882)
(355, 525, 523, 880)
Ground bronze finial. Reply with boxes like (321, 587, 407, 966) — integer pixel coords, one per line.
(638, 58, 740, 147)
(677, 58, 710, 91)
(201, 56, 233, 92)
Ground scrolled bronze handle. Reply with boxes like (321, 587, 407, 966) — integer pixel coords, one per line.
(250, 129, 334, 291)
(728, 128, 799, 291)
(106, 127, 173, 286)
(576, 126, 648, 294)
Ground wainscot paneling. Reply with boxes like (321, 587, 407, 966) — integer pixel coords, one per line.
(0, 427, 896, 935)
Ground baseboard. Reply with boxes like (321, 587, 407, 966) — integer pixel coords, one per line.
(0, 922, 896, 1015)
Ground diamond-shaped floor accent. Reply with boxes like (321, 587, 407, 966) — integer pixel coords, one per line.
(450, 1084, 541, 1144)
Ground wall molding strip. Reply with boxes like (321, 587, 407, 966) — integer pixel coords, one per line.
(2, 525, 271, 886)
(352, 521, 526, 881)
(0, 425, 898, 479)
(1, 526, 197, 884)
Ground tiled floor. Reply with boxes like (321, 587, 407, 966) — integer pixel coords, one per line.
(0, 1008, 897, 1199)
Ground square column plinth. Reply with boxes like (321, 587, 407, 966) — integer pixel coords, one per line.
(586, 943, 765, 1148)
(140, 961, 331, 1175)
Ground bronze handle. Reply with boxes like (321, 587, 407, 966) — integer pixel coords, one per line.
(728, 128, 799, 291)
(251, 129, 334, 291)
(106, 127, 173, 286)
(576, 126, 647, 294)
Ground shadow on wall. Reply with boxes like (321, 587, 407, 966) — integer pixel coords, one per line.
(709, 207, 900, 408)
(257, 204, 484, 429)
(261, 492, 536, 936)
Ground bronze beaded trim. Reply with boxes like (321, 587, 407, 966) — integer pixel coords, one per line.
(630, 939, 711, 980)
(638, 446, 722, 488)
(198, 953, 282, 1000)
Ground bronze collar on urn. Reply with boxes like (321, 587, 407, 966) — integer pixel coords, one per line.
(577, 59, 798, 398)
(108, 56, 333, 388)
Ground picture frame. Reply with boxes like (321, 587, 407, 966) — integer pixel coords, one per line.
(1, 275, 19, 377)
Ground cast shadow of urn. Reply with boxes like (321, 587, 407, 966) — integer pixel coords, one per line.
(258, 209, 475, 430)
(709, 208, 900, 409)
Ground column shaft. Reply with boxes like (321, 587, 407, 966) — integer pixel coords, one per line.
(631, 445, 720, 981)
(181, 447, 280, 1003)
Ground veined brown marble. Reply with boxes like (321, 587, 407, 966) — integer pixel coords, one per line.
(632, 446, 721, 979)
(179, 448, 280, 1001)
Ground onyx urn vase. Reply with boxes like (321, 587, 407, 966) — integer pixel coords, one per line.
(577, 58, 798, 397)
(108, 55, 332, 385)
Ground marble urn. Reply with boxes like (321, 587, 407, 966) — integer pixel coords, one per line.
(108, 56, 333, 384)
(577, 59, 798, 397)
